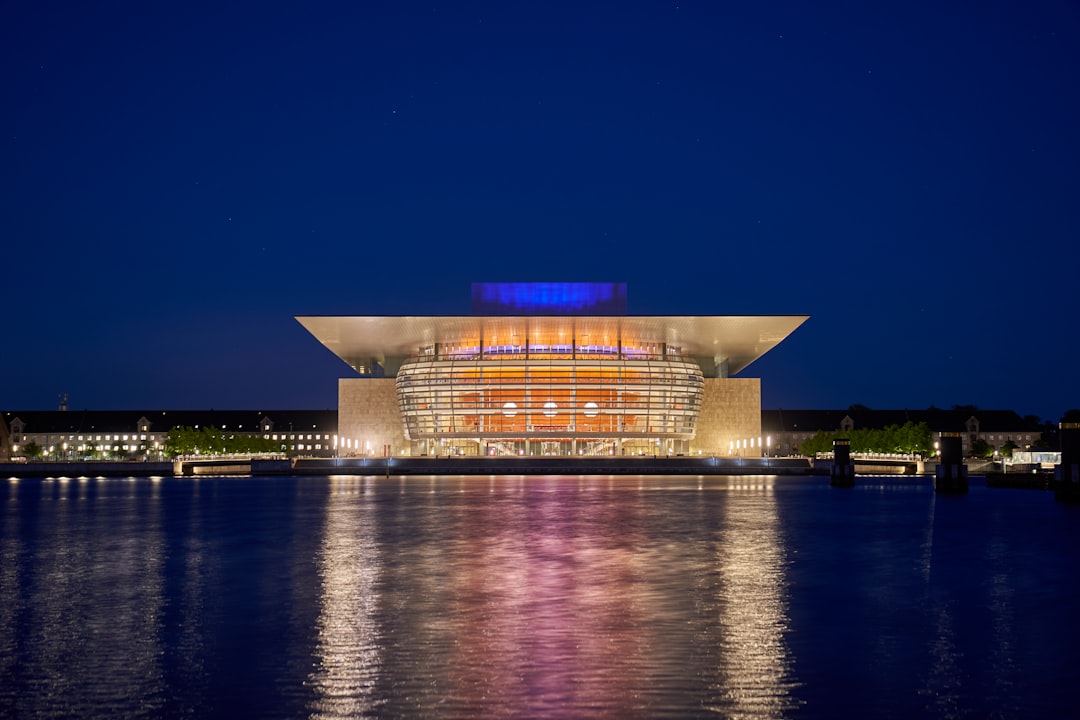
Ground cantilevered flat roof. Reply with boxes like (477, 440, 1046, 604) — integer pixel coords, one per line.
(297, 315, 808, 376)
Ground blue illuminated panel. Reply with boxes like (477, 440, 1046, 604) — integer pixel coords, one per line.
(471, 282, 627, 316)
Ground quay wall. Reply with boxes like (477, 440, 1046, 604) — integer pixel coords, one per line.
(0, 461, 174, 478)
(270, 456, 819, 476)
(3, 457, 822, 478)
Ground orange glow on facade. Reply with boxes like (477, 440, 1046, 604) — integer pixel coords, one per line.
(397, 341, 703, 455)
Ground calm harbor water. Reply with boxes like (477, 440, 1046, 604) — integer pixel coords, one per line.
(2, 474, 1078, 719)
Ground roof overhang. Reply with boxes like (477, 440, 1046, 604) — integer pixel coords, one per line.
(298, 315, 807, 376)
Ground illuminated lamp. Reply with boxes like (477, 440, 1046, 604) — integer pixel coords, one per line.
(543, 401, 558, 417)
(583, 402, 599, 418)
(502, 402, 518, 417)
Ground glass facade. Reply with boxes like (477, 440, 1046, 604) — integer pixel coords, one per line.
(396, 340, 703, 456)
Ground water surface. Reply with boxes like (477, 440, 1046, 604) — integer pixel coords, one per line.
(2, 474, 1077, 718)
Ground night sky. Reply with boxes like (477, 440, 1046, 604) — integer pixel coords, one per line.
(3, 1, 1078, 422)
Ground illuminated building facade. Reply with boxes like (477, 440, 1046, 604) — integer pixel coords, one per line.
(298, 283, 806, 457)
(2, 410, 339, 459)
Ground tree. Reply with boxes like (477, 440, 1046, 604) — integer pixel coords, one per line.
(164, 425, 280, 457)
(1032, 421, 1058, 450)
(797, 421, 931, 456)
(896, 422, 933, 456)
(971, 438, 994, 458)
(798, 432, 834, 456)
(1001, 440, 1018, 457)
(21, 440, 43, 458)
(164, 426, 201, 457)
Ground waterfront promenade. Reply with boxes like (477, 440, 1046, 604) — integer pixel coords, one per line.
(2, 455, 822, 477)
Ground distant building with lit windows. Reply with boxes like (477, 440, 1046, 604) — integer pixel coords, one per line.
(761, 408, 1044, 456)
(2, 410, 337, 459)
(298, 283, 807, 457)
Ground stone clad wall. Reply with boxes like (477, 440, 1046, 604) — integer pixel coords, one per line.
(339, 376, 761, 458)
(338, 378, 408, 456)
(690, 378, 762, 456)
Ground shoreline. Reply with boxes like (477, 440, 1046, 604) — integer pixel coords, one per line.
(0, 458, 1054, 488)
(2, 456, 824, 478)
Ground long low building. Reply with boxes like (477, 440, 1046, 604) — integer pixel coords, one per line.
(1, 409, 338, 459)
(761, 408, 1045, 456)
(298, 282, 806, 457)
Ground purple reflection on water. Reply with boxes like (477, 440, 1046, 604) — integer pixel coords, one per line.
(2, 474, 1079, 719)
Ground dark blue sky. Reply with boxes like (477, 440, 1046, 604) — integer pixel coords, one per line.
(3, 1, 1078, 422)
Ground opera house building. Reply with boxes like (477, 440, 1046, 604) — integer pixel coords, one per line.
(298, 283, 806, 458)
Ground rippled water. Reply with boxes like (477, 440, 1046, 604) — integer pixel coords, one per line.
(2, 474, 1078, 719)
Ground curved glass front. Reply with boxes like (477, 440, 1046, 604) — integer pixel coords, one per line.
(396, 352, 704, 456)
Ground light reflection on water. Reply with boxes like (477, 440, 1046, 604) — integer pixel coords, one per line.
(2, 474, 1080, 719)
(308, 477, 383, 719)
(304, 475, 800, 718)
(710, 485, 800, 718)
(2, 477, 167, 717)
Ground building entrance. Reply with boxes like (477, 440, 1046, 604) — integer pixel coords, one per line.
(425, 437, 684, 457)
(484, 438, 623, 457)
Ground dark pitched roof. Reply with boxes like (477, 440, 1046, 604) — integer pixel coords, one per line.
(762, 409, 1038, 434)
(1, 410, 338, 434)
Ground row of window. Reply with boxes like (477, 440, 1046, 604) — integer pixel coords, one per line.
(11, 442, 330, 454)
(267, 434, 330, 441)
(9, 433, 154, 443)
(399, 376, 704, 387)
(418, 343, 687, 360)
(10, 432, 336, 442)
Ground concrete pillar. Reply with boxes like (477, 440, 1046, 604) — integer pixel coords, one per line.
(935, 432, 968, 493)
(830, 438, 855, 487)
(1054, 423, 1080, 501)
